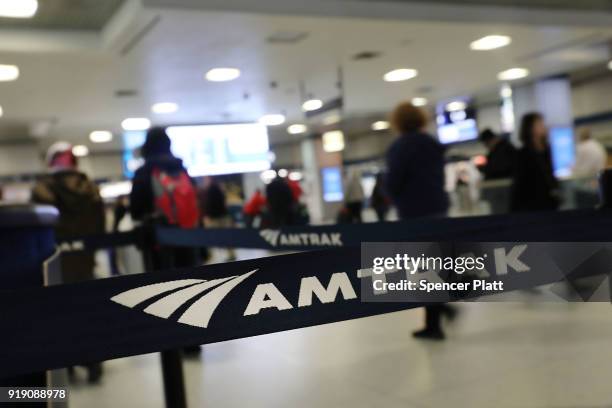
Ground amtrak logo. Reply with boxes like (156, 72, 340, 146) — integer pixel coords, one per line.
(259, 229, 343, 247)
(111, 270, 257, 328)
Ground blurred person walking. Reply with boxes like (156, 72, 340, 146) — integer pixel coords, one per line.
(479, 128, 517, 180)
(262, 177, 298, 228)
(344, 169, 365, 223)
(574, 128, 607, 178)
(384, 102, 454, 341)
(370, 173, 390, 222)
(32, 141, 105, 383)
(511, 113, 560, 212)
(130, 127, 202, 356)
(199, 180, 235, 261)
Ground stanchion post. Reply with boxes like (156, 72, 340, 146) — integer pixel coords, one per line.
(598, 169, 612, 306)
(140, 225, 188, 408)
(599, 168, 612, 209)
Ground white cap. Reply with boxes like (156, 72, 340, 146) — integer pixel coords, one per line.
(45, 141, 73, 166)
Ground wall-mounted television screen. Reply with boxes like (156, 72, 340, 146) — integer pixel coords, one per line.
(321, 166, 344, 202)
(122, 123, 271, 178)
(436, 106, 478, 144)
(549, 126, 575, 178)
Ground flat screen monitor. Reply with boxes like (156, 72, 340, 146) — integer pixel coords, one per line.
(436, 107, 478, 144)
(122, 123, 271, 178)
(321, 167, 344, 202)
(549, 126, 575, 178)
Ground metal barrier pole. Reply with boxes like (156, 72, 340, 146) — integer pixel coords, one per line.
(141, 226, 188, 408)
(160, 349, 187, 408)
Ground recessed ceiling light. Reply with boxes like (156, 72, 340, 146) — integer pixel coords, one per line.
(411, 97, 428, 107)
(152, 102, 178, 114)
(121, 117, 151, 131)
(259, 114, 285, 126)
(0, 64, 19, 81)
(288, 124, 307, 134)
(446, 101, 467, 112)
(302, 99, 323, 112)
(470, 35, 512, 51)
(497, 68, 529, 81)
(383, 68, 418, 82)
(205, 68, 240, 82)
(89, 130, 113, 143)
(0, 0, 37, 18)
(72, 145, 89, 157)
(371, 121, 390, 131)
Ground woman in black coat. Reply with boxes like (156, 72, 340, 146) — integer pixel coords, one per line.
(511, 113, 560, 212)
(384, 102, 453, 341)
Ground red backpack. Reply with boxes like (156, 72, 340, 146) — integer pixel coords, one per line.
(151, 168, 200, 228)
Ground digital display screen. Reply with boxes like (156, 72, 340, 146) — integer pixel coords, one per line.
(436, 107, 478, 144)
(321, 167, 344, 202)
(549, 126, 575, 178)
(122, 123, 271, 178)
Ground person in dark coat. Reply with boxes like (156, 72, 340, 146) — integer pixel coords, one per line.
(510, 113, 560, 212)
(32, 141, 105, 383)
(129, 127, 200, 272)
(479, 128, 517, 180)
(370, 173, 390, 222)
(130, 126, 202, 354)
(129, 127, 190, 222)
(384, 102, 454, 341)
(263, 177, 296, 228)
(385, 104, 449, 219)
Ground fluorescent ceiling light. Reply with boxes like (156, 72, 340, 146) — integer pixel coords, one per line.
(446, 101, 467, 112)
(383, 68, 418, 82)
(261, 169, 277, 182)
(288, 124, 307, 134)
(302, 99, 323, 111)
(371, 121, 390, 131)
(497, 68, 529, 81)
(289, 171, 302, 181)
(322, 130, 345, 152)
(259, 114, 285, 126)
(72, 145, 89, 157)
(608, 60, 612, 70)
(121, 117, 151, 131)
(0, 0, 38, 18)
(89, 130, 113, 143)
(152, 102, 178, 114)
(0, 64, 19, 81)
(205, 68, 240, 82)
(0, 105, 3, 117)
(411, 97, 428, 107)
(470, 35, 511, 51)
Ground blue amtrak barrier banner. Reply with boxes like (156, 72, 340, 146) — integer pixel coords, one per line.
(155, 209, 612, 250)
(1, 241, 612, 379)
(57, 209, 612, 252)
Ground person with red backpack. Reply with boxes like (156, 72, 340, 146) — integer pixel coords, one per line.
(130, 126, 201, 270)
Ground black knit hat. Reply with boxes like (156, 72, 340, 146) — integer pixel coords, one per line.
(141, 126, 171, 159)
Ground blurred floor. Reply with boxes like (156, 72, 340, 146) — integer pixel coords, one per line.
(68, 301, 612, 408)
